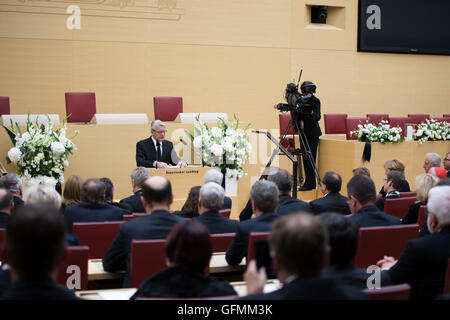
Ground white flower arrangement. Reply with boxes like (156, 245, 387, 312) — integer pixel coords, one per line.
(3, 115, 77, 186)
(191, 114, 252, 179)
(350, 120, 404, 143)
(413, 119, 450, 144)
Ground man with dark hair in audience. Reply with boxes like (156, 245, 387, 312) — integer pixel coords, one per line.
(203, 169, 232, 210)
(0, 173, 24, 210)
(120, 167, 151, 213)
(375, 170, 405, 212)
(352, 167, 370, 177)
(193, 183, 238, 234)
(242, 213, 367, 300)
(100, 177, 133, 215)
(64, 178, 124, 232)
(347, 175, 400, 227)
(319, 212, 390, 289)
(103, 176, 184, 288)
(377, 186, 450, 300)
(226, 180, 279, 266)
(1, 204, 80, 300)
(0, 187, 13, 228)
(309, 172, 350, 215)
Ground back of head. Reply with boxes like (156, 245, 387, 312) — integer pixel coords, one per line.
(270, 213, 328, 277)
(199, 182, 225, 212)
(63, 175, 84, 206)
(0, 187, 13, 212)
(182, 186, 201, 217)
(384, 159, 405, 173)
(415, 173, 439, 203)
(130, 167, 151, 189)
(6, 204, 67, 280)
(267, 168, 293, 195)
(319, 212, 359, 267)
(23, 185, 61, 209)
(250, 180, 279, 213)
(352, 167, 370, 178)
(99, 177, 114, 202)
(322, 171, 342, 193)
(141, 176, 172, 208)
(426, 153, 441, 167)
(347, 175, 376, 205)
(386, 170, 406, 191)
(427, 186, 450, 226)
(203, 169, 223, 186)
(166, 219, 212, 272)
(0, 173, 22, 194)
(81, 179, 106, 205)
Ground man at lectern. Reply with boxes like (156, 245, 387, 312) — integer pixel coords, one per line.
(136, 120, 187, 169)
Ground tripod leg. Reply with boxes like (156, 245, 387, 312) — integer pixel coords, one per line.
(298, 129, 321, 188)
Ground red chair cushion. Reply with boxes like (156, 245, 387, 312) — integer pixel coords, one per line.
(218, 209, 231, 219)
(130, 239, 167, 288)
(210, 233, 235, 252)
(57, 246, 89, 291)
(345, 117, 367, 140)
(383, 197, 417, 219)
(65, 92, 96, 123)
(324, 113, 348, 134)
(0, 97, 10, 116)
(153, 97, 183, 121)
(247, 232, 270, 263)
(407, 114, 430, 125)
(72, 222, 122, 259)
(366, 114, 389, 125)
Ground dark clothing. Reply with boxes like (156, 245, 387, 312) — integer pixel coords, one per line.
(193, 211, 238, 234)
(349, 205, 401, 228)
(0, 269, 11, 297)
(0, 212, 9, 228)
(375, 190, 400, 212)
(13, 196, 23, 210)
(379, 180, 411, 197)
(136, 137, 181, 168)
(242, 276, 367, 300)
(222, 196, 232, 210)
(1, 278, 80, 300)
(131, 265, 237, 299)
(401, 201, 425, 225)
(309, 192, 351, 215)
(120, 190, 145, 213)
(387, 226, 450, 300)
(276, 195, 312, 216)
(447, 170, 450, 178)
(107, 201, 133, 215)
(64, 203, 124, 233)
(102, 210, 184, 288)
(239, 199, 253, 222)
(173, 210, 197, 218)
(323, 264, 391, 290)
(66, 234, 79, 246)
(225, 211, 278, 266)
(419, 221, 431, 237)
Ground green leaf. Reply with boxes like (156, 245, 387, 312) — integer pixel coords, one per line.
(184, 129, 194, 142)
(2, 125, 17, 145)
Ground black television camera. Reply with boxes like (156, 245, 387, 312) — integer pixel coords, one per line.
(276, 82, 314, 114)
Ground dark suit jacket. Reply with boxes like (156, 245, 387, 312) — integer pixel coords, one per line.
(276, 195, 311, 216)
(323, 264, 391, 290)
(102, 210, 184, 288)
(225, 211, 278, 266)
(309, 192, 351, 215)
(222, 196, 232, 210)
(120, 190, 145, 213)
(13, 196, 23, 210)
(107, 201, 133, 215)
(136, 137, 180, 168)
(64, 202, 124, 232)
(376, 191, 400, 212)
(387, 226, 450, 300)
(193, 211, 238, 234)
(349, 205, 401, 228)
(0, 212, 9, 229)
(293, 95, 322, 139)
(0, 278, 80, 300)
(242, 276, 367, 300)
(401, 201, 425, 225)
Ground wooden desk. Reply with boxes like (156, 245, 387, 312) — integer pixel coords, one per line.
(88, 259, 125, 281)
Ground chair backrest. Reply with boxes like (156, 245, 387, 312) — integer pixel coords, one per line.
(153, 97, 183, 121)
(388, 117, 411, 135)
(432, 117, 450, 123)
(366, 114, 389, 125)
(65, 92, 96, 123)
(399, 191, 417, 198)
(383, 197, 417, 219)
(345, 117, 366, 140)
(0, 97, 10, 116)
(444, 258, 450, 294)
(354, 224, 419, 268)
(210, 233, 235, 252)
(279, 113, 296, 151)
(364, 283, 411, 300)
(123, 213, 146, 222)
(247, 232, 270, 263)
(324, 113, 348, 134)
(444, 114, 450, 118)
(376, 194, 383, 202)
(57, 246, 89, 291)
(72, 221, 122, 259)
(417, 205, 427, 230)
(407, 114, 430, 125)
(218, 209, 231, 219)
(130, 239, 167, 288)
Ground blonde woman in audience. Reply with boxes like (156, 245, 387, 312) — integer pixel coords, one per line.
(379, 159, 411, 196)
(62, 175, 84, 212)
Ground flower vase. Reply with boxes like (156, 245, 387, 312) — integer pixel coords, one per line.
(225, 176, 238, 196)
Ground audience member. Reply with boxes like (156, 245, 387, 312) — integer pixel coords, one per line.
(423, 152, 441, 173)
(352, 167, 370, 177)
(428, 167, 447, 180)
(375, 171, 405, 211)
(100, 177, 133, 215)
(61, 175, 84, 212)
(378, 186, 450, 300)
(119, 167, 150, 213)
(0, 174, 23, 210)
(378, 159, 411, 197)
(173, 186, 201, 218)
(103, 176, 184, 288)
(1, 204, 80, 300)
(309, 172, 350, 215)
(131, 220, 237, 299)
(437, 178, 450, 186)
(402, 174, 438, 225)
(193, 183, 238, 233)
(347, 175, 401, 227)
(64, 179, 123, 232)
(242, 213, 367, 300)
(204, 169, 232, 210)
(444, 152, 450, 177)
(0, 187, 13, 228)
(226, 180, 279, 266)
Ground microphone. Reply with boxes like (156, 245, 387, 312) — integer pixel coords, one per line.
(179, 138, 194, 152)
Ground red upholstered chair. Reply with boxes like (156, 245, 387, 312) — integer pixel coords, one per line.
(65, 92, 96, 123)
(210, 233, 235, 252)
(279, 113, 297, 153)
(432, 117, 450, 123)
(444, 114, 450, 118)
(399, 191, 417, 198)
(218, 209, 231, 219)
(364, 283, 411, 300)
(130, 239, 167, 288)
(153, 97, 183, 121)
(366, 114, 389, 125)
(72, 221, 122, 259)
(57, 246, 89, 291)
(345, 117, 366, 140)
(354, 224, 419, 268)
(407, 114, 430, 125)
(417, 205, 427, 230)
(247, 232, 270, 264)
(0, 97, 10, 116)
(444, 258, 450, 294)
(123, 213, 146, 221)
(388, 117, 411, 136)
(376, 194, 383, 202)
(324, 113, 348, 134)
(383, 197, 417, 219)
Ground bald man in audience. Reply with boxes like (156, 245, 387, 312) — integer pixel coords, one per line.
(0, 187, 13, 228)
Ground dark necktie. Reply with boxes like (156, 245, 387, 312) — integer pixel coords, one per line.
(156, 141, 161, 161)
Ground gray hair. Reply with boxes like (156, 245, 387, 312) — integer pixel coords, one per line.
(130, 167, 151, 188)
(23, 185, 61, 209)
(426, 153, 441, 167)
(199, 182, 225, 211)
(427, 186, 450, 225)
(0, 173, 22, 194)
(151, 120, 166, 131)
(267, 168, 293, 194)
(203, 169, 223, 185)
(250, 180, 279, 213)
